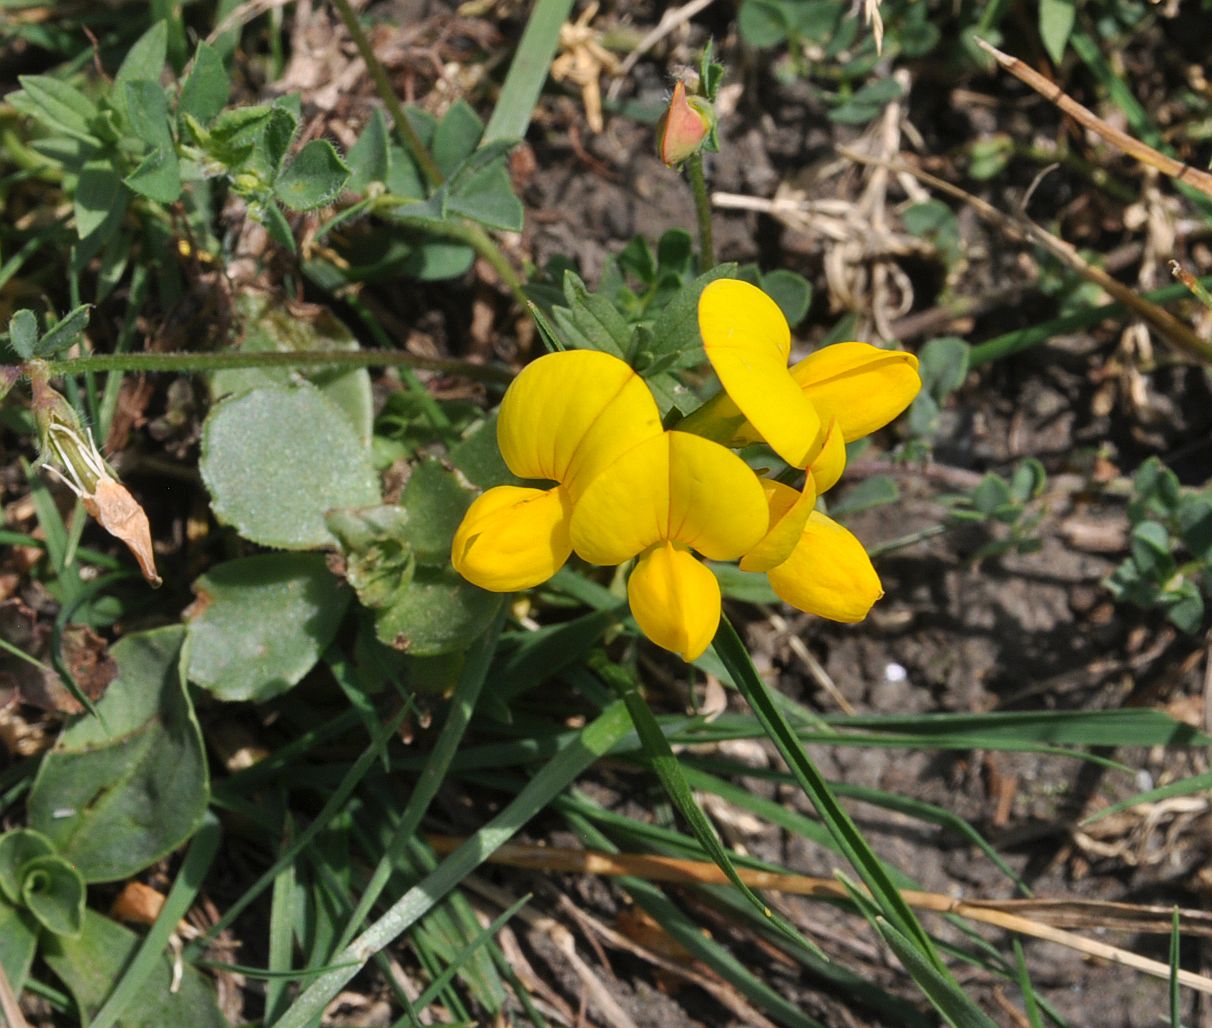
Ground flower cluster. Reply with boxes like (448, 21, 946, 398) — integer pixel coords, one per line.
(451, 279, 921, 661)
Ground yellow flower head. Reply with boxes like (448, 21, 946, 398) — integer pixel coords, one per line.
(452, 350, 662, 591)
(571, 431, 769, 660)
(696, 279, 922, 480)
(766, 510, 884, 623)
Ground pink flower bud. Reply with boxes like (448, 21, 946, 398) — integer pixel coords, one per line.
(658, 81, 715, 167)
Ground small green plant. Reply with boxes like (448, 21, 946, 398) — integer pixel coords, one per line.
(1105, 457, 1211, 632)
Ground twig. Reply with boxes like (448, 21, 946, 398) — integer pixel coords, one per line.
(0, 958, 30, 1028)
(1171, 259, 1212, 312)
(838, 146, 1212, 365)
(611, 0, 717, 87)
(427, 836, 1212, 996)
(975, 38, 1212, 200)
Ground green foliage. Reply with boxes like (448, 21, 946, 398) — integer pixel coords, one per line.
(0, 829, 85, 937)
(3, 305, 91, 361)
(199, 383, 381, 549)
(186, 554, 352, 701)
(908, 335, 971, 439)
(26, 628, 208, 882)
(1105, 457, 1211, 633)
(940, 459, 1048, 558)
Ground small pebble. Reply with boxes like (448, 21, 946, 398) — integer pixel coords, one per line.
(884, 662, 908, 683)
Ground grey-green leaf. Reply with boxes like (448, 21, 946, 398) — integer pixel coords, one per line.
(43, 910, 226, 1027)
(114, 21, 168, 91)
(347, 107, 390, 192)
(186, 553, 351, 702)
(21, 854, 86, 938)
(8, 309, 38, 360)
(124, 146, 181, 203)
(26, 627, 208, 882)
(179, 40, 229, 124)
(274, 139, 351, 210)
(122, 80, 173, 149)
(0, 896, 38, 997)
(200, 383, 380, 548)
(74, 159, 123, 239)
(34, 304, 91, 358)
(0, 829, 55, 906)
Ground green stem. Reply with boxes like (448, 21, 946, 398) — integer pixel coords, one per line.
(330, 0, 531, 311)
(686, 152, 716, 269)
(329, 0, 445, 190)
(17, 349, 513, 383)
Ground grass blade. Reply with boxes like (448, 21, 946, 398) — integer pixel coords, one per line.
(482, 0, 575, 145)
(271, 699, 633, 1027)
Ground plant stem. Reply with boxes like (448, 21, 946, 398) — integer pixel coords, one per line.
(329, 0, 532, 313)
(329, 0, 445, 190)
(686, 152, 716, 269)
(20, 349, 513, 383)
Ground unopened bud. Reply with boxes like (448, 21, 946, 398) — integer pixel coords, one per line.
(658, 81, 716, 167)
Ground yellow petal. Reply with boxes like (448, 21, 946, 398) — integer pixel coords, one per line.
(767, 511, 883, 622)
(698, 279, 822, 467)
(496, 350, 662, 496)
(790, 342, 921, 442)
(740, 476, 817, 573)
(628, 542, 720, 661)
(451, 485, 573, 591)
(570, 431, 769, 565)
(804, 417, 846, 494)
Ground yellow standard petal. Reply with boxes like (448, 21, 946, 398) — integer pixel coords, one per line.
(496, 350, 662, 496)
(740, 476, 817, 573)
(628, 542, 721, 661)
(570, 431, 768, 566)
(451, 485, 573, 591)
(767, 511, 883, 622)
(789, 342, 921, 443)
(698, 279, 822, 467)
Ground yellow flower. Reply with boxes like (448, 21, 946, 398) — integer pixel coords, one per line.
(451, 350, 662, 591)
(693, 278, 921, 483)
(766, 509, 884, 623)
(570, 431, 769, 660)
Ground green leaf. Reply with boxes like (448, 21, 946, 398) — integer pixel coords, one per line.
(20, 854, 86, 937)
(829, 79, 904, 125)
(738, 0, 792, 47)
(14, 75, 98, 138)
(874, 916, 998, 1027)
(259, 199, 297, 252)
(369, 563, 499, 656)
(197, 103, 273, 166)
(1178, 493, 1212, 562)
(178, 40, 229, 124)
(8, 309, 37, 359)
(74, 159, 123, 240)
(347, 107, 390, 192)
(252, 105, 298, 180)
(445, 159, 523, 231)
(643, 262, 737, 374)
(1039, 0, 1075, 65)
(967, 135, 1013, 181)
(709, 562, 779, 604)
(831, 475, 900, 517)
(186, 553, 351, 702)
(0, 895, 38, 996)
(122, 80, 173, 149)
(326, 506, 416, 611)
(482, 0, 574, 144)
(433, 99, 484, 176)
(448, 414, 518, 490)
(200, 383, 381, 548)
(43, 910, 226, 1027)
(0, 829, 55, 905)
(918, 336, 970, 400)
(210, 291, 373, 446)
(124, 146, 182, 203)
(114, 21, 168, 92)
(1130, 520, 1173, 579)
(26, 627, 208, 882)
(556, 270, 634, 359)
(400, 458, 477, 563)
(761, 268, 812, 327)
(971, 474, 1012, 517)
(274, 139, 351, 210)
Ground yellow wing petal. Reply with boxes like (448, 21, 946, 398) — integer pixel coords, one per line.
(803, 418, 846, 494)
(767, 511, 883, 622)
(570, 432, 768, 565)
(496, 350, 662, 494)
(739, 476, 816, 573)
(790, 342, 921, 443)
(698, 279, 821, 467)
(628, 542, 721, 661)
(451, 485, 573, 591)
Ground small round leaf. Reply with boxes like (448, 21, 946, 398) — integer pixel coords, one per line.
(200, 384, 380, 549)
(187, 553, 351, 702)
(21, 854, 85, 938)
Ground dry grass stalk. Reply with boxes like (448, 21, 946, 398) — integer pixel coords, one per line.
(975, 38, 1212, 200)
(838, 146, 1212, 365)
(428, 836, 1212, 996)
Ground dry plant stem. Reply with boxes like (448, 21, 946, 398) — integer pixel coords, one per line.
(975, 39, 1212, 201)
(611, 0, 717, 85)
(0, 958, 30, 1028)
(686, 153, 716, 269)
(839, 147, 1212, 365)
(427, 836, 1212, 996)
(19, 349, 513, 383)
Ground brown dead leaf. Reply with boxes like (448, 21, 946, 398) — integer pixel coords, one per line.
(83, 479, 161, 587)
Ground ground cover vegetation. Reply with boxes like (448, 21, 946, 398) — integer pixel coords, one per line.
(2, 0, 1212, 1023)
